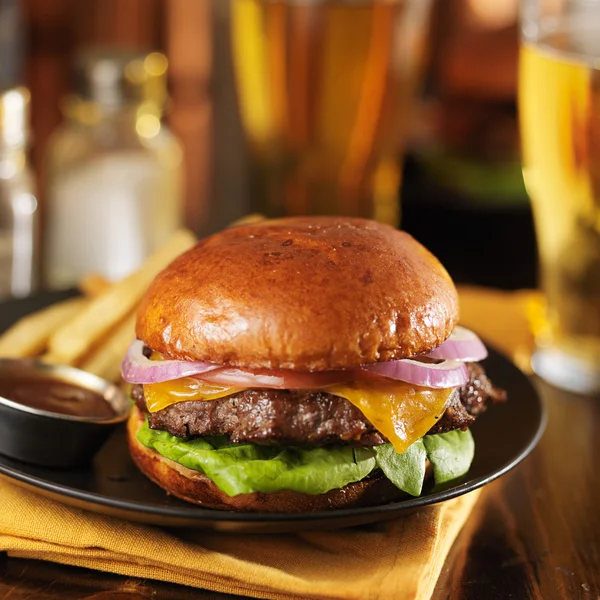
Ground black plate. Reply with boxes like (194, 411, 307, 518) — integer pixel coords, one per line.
(0, 294, 546, 532)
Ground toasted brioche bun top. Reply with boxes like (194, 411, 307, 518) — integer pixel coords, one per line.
(136, 217, 459, 370)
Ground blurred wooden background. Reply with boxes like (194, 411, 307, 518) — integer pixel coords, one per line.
(18, 0, 524, 254)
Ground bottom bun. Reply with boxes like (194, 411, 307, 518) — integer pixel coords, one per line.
(127, 407, 431, 512)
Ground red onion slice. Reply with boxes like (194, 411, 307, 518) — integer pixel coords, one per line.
(121, 340, 219, 384)
(121, 340, 346, 388)
(122, 332, 476, 389)
(361, 358, 468, 388)
(426, 326, 488, 362)
(199, 367, 346, 390)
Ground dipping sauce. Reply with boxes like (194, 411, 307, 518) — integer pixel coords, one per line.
(0, 374, 116, 420)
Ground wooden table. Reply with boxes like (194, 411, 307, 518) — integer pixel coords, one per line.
(0, 377, 597, 599)
(432, 379, 600, 600)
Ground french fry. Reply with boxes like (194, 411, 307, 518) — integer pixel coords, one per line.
(227, 213, 266, 227)
(47, 228, 197, 366)
(0, 297, 88, 359)
(39, 352, 63, 365)
(79, 274, 112, 298)
(80, 312, 137, 382)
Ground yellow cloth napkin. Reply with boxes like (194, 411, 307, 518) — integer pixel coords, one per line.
(0, 482, 480, 600)
(0, 286, 535, 600)
(458, 286, 540, 374)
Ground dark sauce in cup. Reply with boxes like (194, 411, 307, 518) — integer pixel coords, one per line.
(0, 374, 116, 420)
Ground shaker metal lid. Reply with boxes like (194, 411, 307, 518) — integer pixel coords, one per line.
(73, 48, 168, 109)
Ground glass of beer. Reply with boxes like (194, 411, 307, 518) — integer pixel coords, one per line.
(230, 0, 432, 225)
(520, 0, 600, 393)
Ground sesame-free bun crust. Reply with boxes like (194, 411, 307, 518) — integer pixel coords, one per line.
(136, 217, 459, 370)
(127, 408, 428, 512)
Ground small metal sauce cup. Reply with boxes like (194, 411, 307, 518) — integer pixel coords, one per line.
(0, 359, 130, 468)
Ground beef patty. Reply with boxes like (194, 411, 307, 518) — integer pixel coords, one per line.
(132, 363, 505, 447)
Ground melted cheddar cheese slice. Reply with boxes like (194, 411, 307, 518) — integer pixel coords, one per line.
(142, 376, 453, 453)
(326, 379, 452, 453)
(144, 378, 243, 412)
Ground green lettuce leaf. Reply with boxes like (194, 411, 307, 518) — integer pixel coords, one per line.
(138, 420, 474, 497)
(138, 422, 376, 496)
(373, 439, 427, 497)
(422, 429, 475, 485)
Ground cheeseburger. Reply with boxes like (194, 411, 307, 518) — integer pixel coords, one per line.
(122, 217, 505, 512)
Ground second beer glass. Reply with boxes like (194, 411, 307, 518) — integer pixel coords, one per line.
(231, 0, 432, 225)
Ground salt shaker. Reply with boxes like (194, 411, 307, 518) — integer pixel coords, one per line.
(44, 50, 183, 289)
